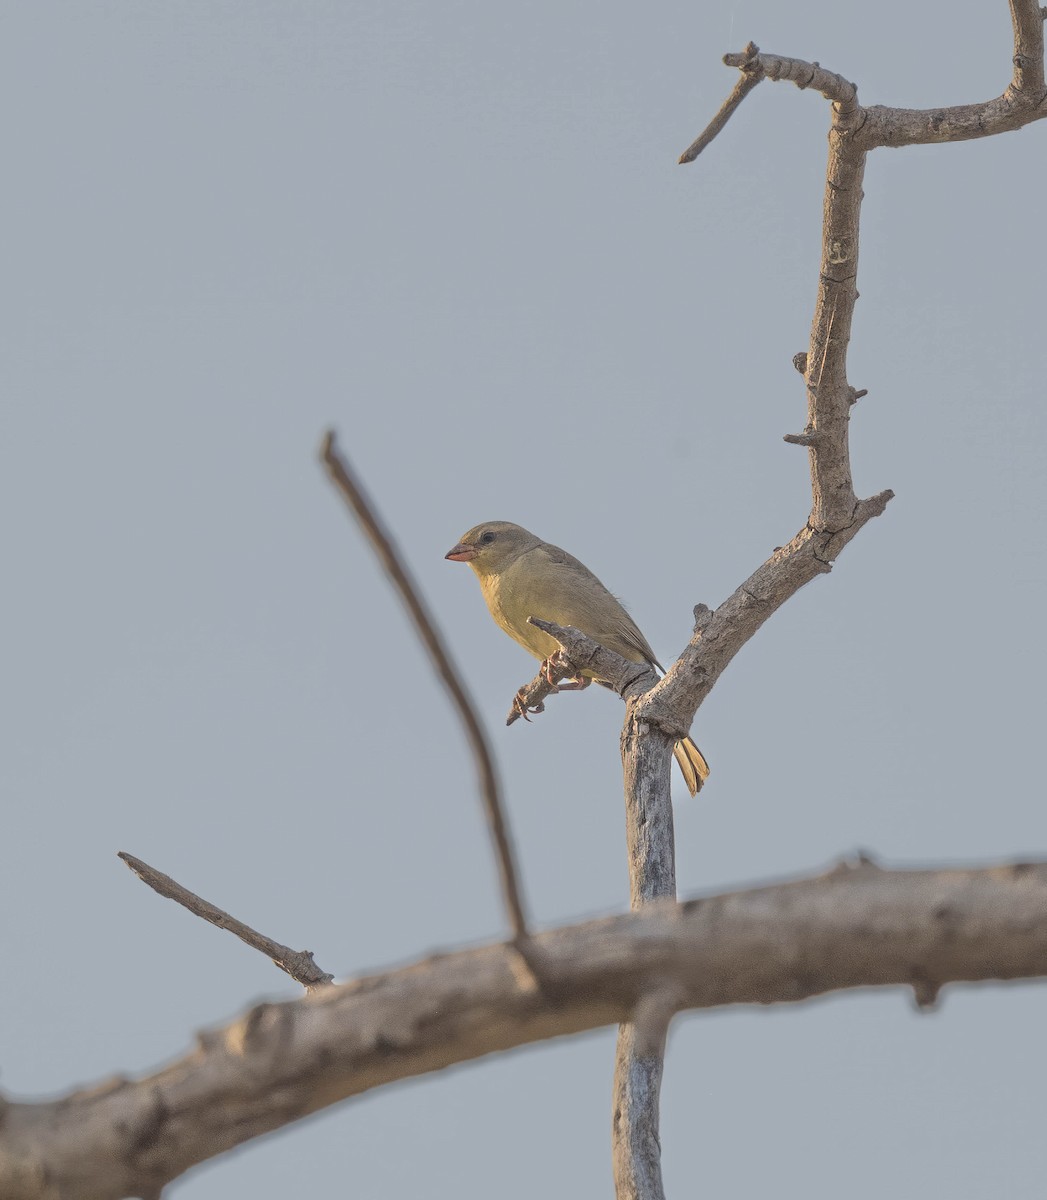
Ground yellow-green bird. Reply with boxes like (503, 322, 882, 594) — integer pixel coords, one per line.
(445, 521, 709, 796)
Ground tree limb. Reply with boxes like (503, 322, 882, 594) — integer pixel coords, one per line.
(680, 4, 1045, 160)
(5, 859, 1047, 1200)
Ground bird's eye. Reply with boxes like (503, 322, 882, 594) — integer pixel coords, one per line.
(480, 531, 496, 545)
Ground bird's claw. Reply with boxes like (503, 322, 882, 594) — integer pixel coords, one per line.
(542, 653, 590, 692)
(540, 653, 591, 691)
(513, 689, 545, 722)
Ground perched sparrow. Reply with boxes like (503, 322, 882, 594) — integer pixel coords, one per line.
(445, 521, 708, 795)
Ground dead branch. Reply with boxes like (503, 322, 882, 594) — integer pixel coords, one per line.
(5, 858, 1047, 1200)
(505, 617, 660, 727)
(319, 430, 530, 945)
(613, 985, 684, 1200)
(678, 42, 768, 163)
(617, 6, 1047, 1196)
(118, 852, 334, 991)
(680, 4, 1045, 160)
(613, 712, 678, 1200)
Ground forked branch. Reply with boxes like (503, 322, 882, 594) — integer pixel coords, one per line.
(611, 5, 1046, 1197)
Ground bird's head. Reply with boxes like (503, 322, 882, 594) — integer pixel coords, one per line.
(444, 521, 540, 577)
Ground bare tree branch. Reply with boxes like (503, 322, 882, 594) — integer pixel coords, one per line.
(859, 0, 1046, 148)
(612, 711, 678, 1200)
(319, 430, 530, 945)
(507, 598, 682, 1185)
(678, 42, 767, 163)
(505, 617, 659, 727)
(118, 852, 334, 991)
(628, 9, 1046, 1192)
(6, 859, 1047, 1200)
(679, 43, 857, 161)
(682, 4, 1046, 162)
(613, 986, 684, 1200)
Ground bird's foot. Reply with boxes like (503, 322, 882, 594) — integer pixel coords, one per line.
(541, 652, 590, 692)
(513, 689, 545, 722)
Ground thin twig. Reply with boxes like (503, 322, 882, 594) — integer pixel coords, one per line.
(319, 430, 530, 944)
(678, 42, 764, 163)
(118, 852, 334, 991)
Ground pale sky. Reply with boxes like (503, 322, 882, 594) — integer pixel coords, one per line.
(3, 3, 1045, 1197)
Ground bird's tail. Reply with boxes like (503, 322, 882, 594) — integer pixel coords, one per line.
(673, 737, 710, 797)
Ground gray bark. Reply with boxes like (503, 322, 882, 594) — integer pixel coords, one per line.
(3, 860, 1047, 1200)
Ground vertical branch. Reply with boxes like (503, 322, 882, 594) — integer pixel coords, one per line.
(611, 716, 677, 1200)
(620, 719, 677, 907)
(806, 107, 867, 529)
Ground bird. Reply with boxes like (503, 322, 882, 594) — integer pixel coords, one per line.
(444, 520, 709, 795)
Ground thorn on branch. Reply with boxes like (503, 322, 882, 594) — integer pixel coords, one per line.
(692, 603, 714, 634)
(912, 979, 942, 1011)
(860, 489, 896, 519)
(828, 849, 882, 877)
(851, 388, 869, 404)
(783, 431, 822, 447)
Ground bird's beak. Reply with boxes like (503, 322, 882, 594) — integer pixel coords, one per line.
(445, 541, 478, 562)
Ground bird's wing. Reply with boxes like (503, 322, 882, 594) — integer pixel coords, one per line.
(519, 543, 664, 670)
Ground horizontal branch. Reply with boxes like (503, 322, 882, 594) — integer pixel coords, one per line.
(682, 3, 1046, 162)
(860, 0, 1046, 147)
(6, 857, 1047, 1199)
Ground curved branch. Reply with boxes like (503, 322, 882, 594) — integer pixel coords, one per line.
(654, 0, 1047, 738)
(5, 859, 1047, 1200)
(860, 0, 1046, 147)
(681, 4, 1045, 159)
